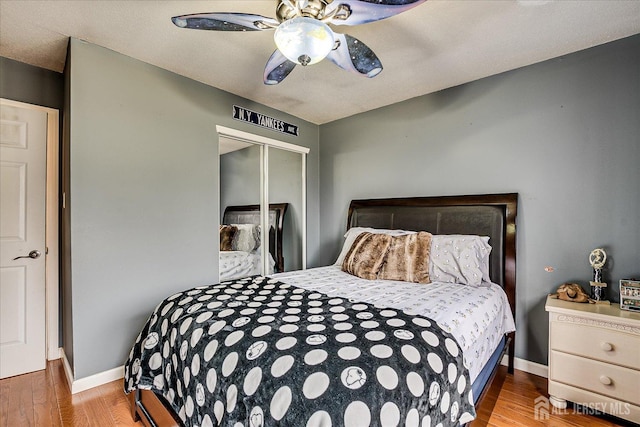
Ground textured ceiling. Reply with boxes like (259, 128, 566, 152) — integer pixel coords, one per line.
(1, 1, 639, 124)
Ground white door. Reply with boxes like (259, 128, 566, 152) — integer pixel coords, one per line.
(0, 101, 47, 378)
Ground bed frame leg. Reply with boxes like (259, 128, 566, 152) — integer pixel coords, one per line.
(507, 333, 515, 374)
(127, 389, 141, 422)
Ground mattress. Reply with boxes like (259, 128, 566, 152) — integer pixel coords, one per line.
(219, 250, 275, 282)
(272, 266, 515, 382)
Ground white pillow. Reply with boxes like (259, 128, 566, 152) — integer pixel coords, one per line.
(334, 227, 415, 266)
(231, 224, 261, 252)
(429, 235, 492, 286)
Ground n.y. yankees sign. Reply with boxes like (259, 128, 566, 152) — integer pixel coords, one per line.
(233, 105, 299, 137)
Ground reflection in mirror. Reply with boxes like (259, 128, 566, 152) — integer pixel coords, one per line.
(222, 203, 287, 273)
(218, 138, 267, 281)
(269, 147, 303, 272)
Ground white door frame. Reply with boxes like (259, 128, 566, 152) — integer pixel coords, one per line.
(1, 98, 59, 361)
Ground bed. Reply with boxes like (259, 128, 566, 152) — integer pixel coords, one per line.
(219, 204, 288, 281)
(126, 193, 517, 427)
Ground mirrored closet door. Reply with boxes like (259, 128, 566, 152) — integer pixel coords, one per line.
(268, 147, 303, 273)
(217, 126, 308, 282)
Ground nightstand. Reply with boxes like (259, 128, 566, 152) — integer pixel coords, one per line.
(545, 296, 640, 424)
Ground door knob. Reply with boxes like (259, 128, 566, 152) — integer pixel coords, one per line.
(13, 250, 41, 260)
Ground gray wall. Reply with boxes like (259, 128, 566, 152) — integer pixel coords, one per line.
(318, 34, 640, 365)
(0, 56, 64, 110)
(66, 39, 320, 379)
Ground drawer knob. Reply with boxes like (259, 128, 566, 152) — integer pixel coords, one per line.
(600, 342, 613, 352)
(599, 375, 612, 385)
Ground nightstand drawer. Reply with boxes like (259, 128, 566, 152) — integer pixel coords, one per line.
(550, 350, 640, 405)
(550, 320, 640, 370)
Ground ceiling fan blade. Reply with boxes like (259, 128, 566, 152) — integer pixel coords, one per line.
(264, 50, 297, 85)
(171, 12, 279, 31)
(326, 33, 383, 78)
(326, 0, 427, 26)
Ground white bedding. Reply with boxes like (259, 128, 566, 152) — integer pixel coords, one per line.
(271, 265, 515, 382)
(219, 250, 275, 281)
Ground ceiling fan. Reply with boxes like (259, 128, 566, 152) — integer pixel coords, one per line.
(171, 0, 426, 85)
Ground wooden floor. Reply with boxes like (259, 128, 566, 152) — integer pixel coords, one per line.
(0, 359, 634, 426)
(483, 369, 633, 427)
(0, 359, 141, 426)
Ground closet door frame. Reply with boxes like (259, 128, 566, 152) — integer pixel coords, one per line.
(216, 125, 309, 274)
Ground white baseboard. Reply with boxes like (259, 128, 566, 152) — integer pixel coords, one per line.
(55, 354, 545, 394)
(501, 355, 548, 378)
(48, 346, 62, 361)
(60, 350, 74, 390)
(53, 347, 64, 360)
(60, 350, 124, 394)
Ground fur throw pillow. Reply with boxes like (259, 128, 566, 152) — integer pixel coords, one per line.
(379, 232, 432, 284)
(342, 232, 392, 280)
(219, 225, 237, 251)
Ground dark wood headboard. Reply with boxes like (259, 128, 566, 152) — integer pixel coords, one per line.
(347, 193, 517, 368)
(222, 203, 288, 273)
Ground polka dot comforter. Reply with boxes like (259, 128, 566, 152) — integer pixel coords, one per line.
(124, 276, 476, 426)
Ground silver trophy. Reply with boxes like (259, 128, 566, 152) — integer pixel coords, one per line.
(588, 248, 607, 303)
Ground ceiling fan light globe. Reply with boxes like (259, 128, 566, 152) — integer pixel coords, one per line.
(367, 67, 382, 78)
(274, 17, 334, 66)
(172, 17, 188, 28)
